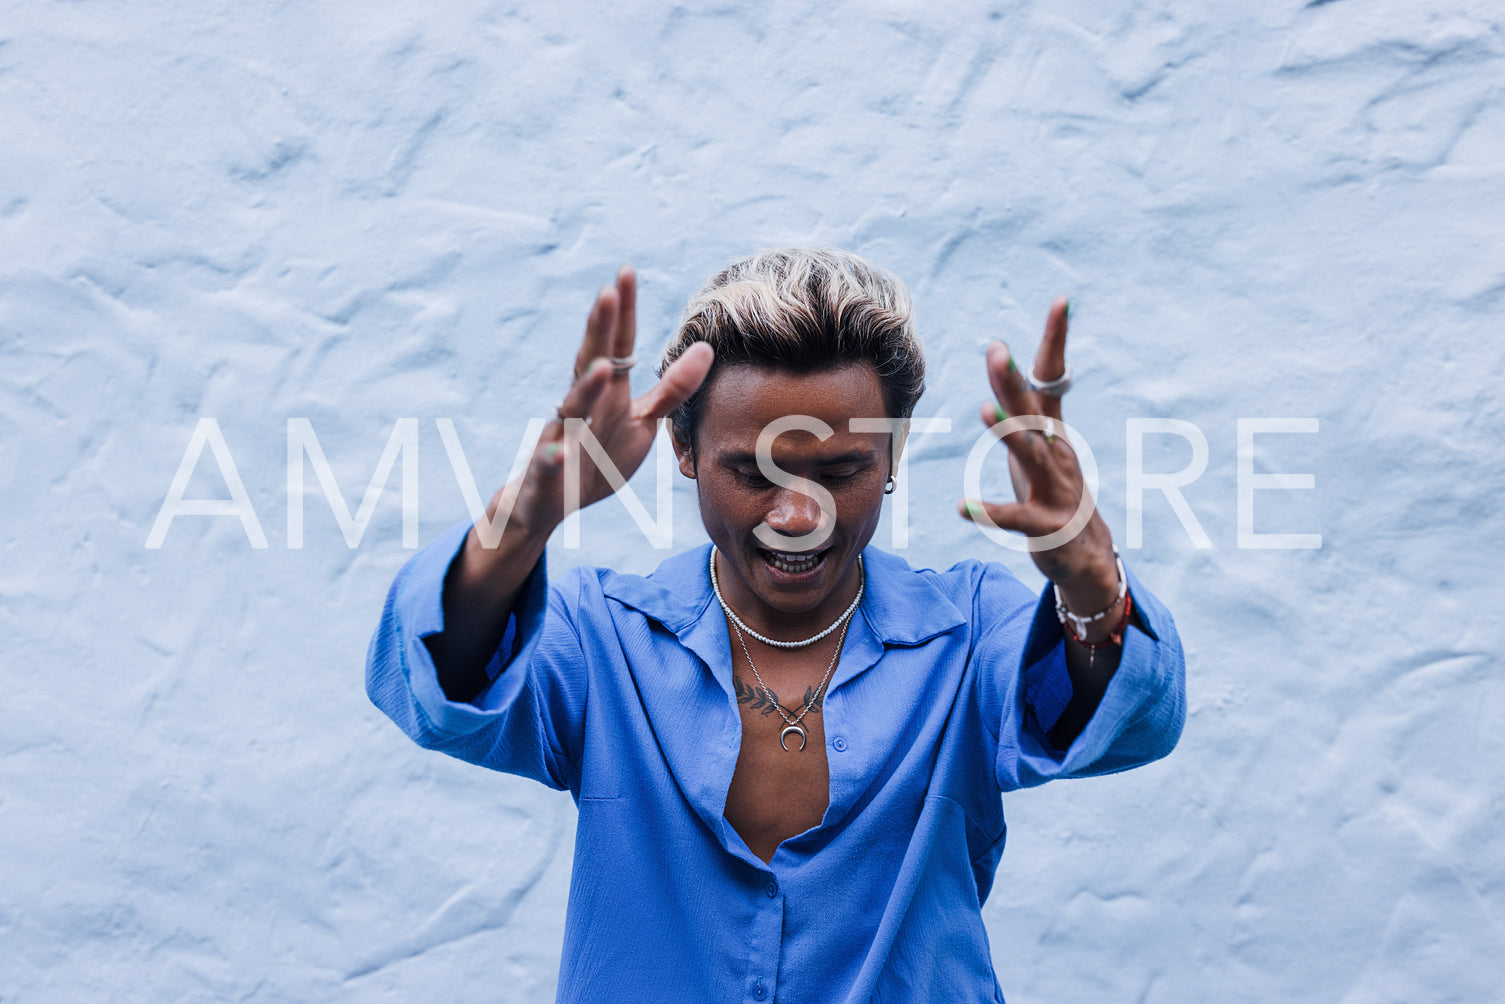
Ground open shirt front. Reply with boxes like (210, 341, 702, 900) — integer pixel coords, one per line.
(366, 523, 1186, 1003)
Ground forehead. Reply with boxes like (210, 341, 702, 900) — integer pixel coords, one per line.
(697, 362, 889, 449)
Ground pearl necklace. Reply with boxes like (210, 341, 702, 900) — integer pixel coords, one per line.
(708, 547, 865, 648)
(710, 547, 865, 752)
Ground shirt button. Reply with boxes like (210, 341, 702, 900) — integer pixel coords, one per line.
(832, 737, 847, 752)
(765, 880, 779, 898)
(753, 982, 768, 1000)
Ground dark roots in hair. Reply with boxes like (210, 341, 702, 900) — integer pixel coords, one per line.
(658, 247, 926, 455)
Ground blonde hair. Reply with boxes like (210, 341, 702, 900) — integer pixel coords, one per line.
(659, 247, 926, 452)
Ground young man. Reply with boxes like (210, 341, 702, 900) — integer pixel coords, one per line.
(366, 248, 1185, 1002)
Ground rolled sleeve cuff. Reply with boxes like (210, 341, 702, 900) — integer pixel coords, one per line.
(1020, 578, 1075, 736)
(1017, 562, 1184, 777)
(392, 520, 552, 738)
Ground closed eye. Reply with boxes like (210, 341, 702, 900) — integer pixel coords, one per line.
(725, 458, 874, 488)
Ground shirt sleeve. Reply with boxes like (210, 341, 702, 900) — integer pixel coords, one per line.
(364, 521, 590, 792)
(989, 561, 1187, 791)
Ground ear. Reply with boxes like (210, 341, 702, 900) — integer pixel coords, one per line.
(672, 431, 697, 479)
(889, 419, 911, 478)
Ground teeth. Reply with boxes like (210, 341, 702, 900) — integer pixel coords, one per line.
(765, 550, 822, 574)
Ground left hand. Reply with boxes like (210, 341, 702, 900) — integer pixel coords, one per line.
(958, 297, 1120, 613)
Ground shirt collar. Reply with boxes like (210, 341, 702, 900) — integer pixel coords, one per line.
(599, 543, 967, 647)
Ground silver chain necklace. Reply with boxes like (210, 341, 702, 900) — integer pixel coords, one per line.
(708, 547, 865, 648)
(730, 616, 852, 751)
(710, 547, 864, 752)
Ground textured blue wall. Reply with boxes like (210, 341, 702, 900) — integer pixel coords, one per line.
(3, 1, 1503, 1000)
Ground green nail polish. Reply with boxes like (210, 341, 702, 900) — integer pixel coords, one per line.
(1006, 356, 1017, 372)
(1063, 299, 1071, 321)
(964, 500, 983, 517)
(994, 405, 1007, 423)
(544, 442, 561, 459)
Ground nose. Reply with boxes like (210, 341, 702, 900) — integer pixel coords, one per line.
(764, 487, 827, 539)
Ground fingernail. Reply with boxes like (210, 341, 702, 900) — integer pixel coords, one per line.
(963, 499, 983, 518)
(543, 443, 562, 460)
(994, 404, 1007, 423)
(1063, 299, 1071, 321)
(1006, 355, 1017, 372)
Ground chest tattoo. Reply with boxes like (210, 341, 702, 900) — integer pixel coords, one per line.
(733, 676, 824, 717)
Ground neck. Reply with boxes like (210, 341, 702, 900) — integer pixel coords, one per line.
(710, 547, 865, 646)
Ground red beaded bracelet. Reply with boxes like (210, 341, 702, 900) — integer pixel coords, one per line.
(1062, 591, 1133, 670)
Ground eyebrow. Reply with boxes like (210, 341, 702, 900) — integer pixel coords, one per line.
(718, 449, 877, 467)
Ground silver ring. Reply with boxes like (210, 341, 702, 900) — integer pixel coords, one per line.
(609, 352, 637, 375)
(1025, 362, 1072, 397)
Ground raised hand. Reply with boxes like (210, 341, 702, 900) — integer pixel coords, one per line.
(958, 298, 1121, 616)
(489, 267, 714, 541)
(434, 267, 712, 701)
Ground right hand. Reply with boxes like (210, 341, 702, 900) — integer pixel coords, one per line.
(484, 266, 715, 542)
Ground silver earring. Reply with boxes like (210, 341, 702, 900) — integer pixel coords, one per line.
(883, 476, 896, 495)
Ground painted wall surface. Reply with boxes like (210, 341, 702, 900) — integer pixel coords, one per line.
(3, 2, 1502, 1001)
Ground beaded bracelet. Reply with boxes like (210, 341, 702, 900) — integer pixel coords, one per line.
(1054, 550, 1128, 639)
(1055, 550, 1130, 670)
(1066, 592, 1132, 668)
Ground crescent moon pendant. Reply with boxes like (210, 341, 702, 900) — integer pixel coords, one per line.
(779, 724, 808, 752)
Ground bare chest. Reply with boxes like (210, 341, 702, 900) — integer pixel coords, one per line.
(723, 652, 833, 863)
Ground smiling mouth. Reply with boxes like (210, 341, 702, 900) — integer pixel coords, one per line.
(758, 547, 829, 576)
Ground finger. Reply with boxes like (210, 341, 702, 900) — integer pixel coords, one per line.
(539, 358, 614, 468)
(560, 358, 614, 426)
(984, 341, 1050, 468)
(612, 265, 637, 361)
(573, 286, 620, 382)
(986, 341, 1033, 420)
(978, 399, 1071, 459)
(633, 342, 714, 421)
(1031, 297, 1069, 422)
(957, 497, 1057, 538)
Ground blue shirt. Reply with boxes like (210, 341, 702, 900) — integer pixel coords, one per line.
(366, 522, 1185, 1003)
